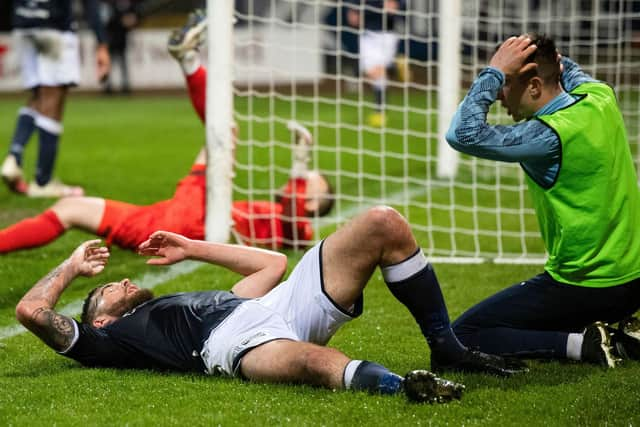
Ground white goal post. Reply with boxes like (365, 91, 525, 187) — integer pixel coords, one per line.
(205, 0, 235, 243)
(206, 0, 640, 263)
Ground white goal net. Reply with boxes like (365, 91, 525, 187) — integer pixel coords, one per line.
(206, 0, 640, 263)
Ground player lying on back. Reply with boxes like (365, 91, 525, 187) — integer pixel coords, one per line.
(445, 34, 640, 367)
(0, 121, 331, 253)
(0, 15, 334, 254)
(16, 207, 527, 404)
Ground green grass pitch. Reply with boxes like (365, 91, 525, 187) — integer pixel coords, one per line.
(0, 94, 638, 426)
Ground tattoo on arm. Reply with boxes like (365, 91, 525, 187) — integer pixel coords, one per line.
(21, 264, 69, 307)
(30, 307, 75, 351)
(18, 260, 78, 351)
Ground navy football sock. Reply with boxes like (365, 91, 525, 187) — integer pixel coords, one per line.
(383, 250, 466, 361)
(8, 107, 37, 165)
(345, 360, 403, 395)
(373, 86, 384, 111)
(34, 116, 62, 186)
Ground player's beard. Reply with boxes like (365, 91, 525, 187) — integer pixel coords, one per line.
(106, 288, 155, 318)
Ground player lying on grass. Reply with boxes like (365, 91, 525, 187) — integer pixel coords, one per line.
(16, 206, 527, 404)
(0, 12, 333, 254)
(445, 33, 640, 367)
(167, 13, 334, 249)
(0, 121, 331, 253)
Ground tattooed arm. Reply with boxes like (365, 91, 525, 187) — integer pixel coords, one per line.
(15, 240, 110, 352)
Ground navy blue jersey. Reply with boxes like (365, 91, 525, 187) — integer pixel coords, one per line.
(345, 0, 405, 32)
(63, 291, 248, 373)
(13, 0, 106, 43)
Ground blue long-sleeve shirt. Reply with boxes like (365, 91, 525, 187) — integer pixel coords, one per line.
(446, 57, 597, 187)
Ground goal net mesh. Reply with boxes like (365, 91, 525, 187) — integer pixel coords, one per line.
(224, 0, 640, 262)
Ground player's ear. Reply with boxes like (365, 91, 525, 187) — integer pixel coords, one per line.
(304, 198, 319, 216)
(93, 314, 116, 328)
(528, 76, 543, 99)
(92, 316, 106, 328)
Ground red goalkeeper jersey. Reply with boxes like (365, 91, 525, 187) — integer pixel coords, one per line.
(231, 200, 313, 248)
(98, 167, 312, 250)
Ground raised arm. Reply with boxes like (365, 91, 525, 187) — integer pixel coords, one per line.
(15, 240, 109, 351)
(446, 36, 558, 163)
(137, 231, 287, 298)
(445, 67, 556, 162)
(560, 56, 597, 92)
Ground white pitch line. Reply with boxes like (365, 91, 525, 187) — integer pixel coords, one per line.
(0, 260, 201, 341)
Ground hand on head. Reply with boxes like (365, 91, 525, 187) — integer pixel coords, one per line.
(137, 231, 190, 265)
(489, 35, 538, 80)
(70, 239, 110, 277)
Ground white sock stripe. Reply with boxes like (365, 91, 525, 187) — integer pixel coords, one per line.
(566, 333, 583, 361)
(343, 359, 363, 390)
(35, 115, 63, 134)
(382, 248, 428, 283)
(181, 50, 201, 76)
(18, 107, 37, 118)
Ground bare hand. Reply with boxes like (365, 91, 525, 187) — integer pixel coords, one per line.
(489, 35, 538, 80)
(96, 44, 111, 82)
(137, 231, 191, 265)
(69, 240, 109, 277)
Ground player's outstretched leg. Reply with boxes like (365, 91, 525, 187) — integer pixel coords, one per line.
(168, 9, 208, 123)
(240, 339, 464, 404)
(345, 360, 465, 404)
(0, 209, 65, 253)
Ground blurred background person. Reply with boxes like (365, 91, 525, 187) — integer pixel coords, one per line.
(345, 0, 409, 128)
(101, 0, 140, 95)
(2, 0, 111, 197)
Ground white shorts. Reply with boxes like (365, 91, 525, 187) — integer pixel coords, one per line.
(200, 241, 363, 377)
(359, 31, 399, 73)
(15, 29, 80, 89)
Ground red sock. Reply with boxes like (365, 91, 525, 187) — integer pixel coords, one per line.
(0, 209, 65, 253)
(186, 66, 207, 123)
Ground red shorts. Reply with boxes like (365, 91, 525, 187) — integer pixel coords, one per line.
(97, 166, 206, 250)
